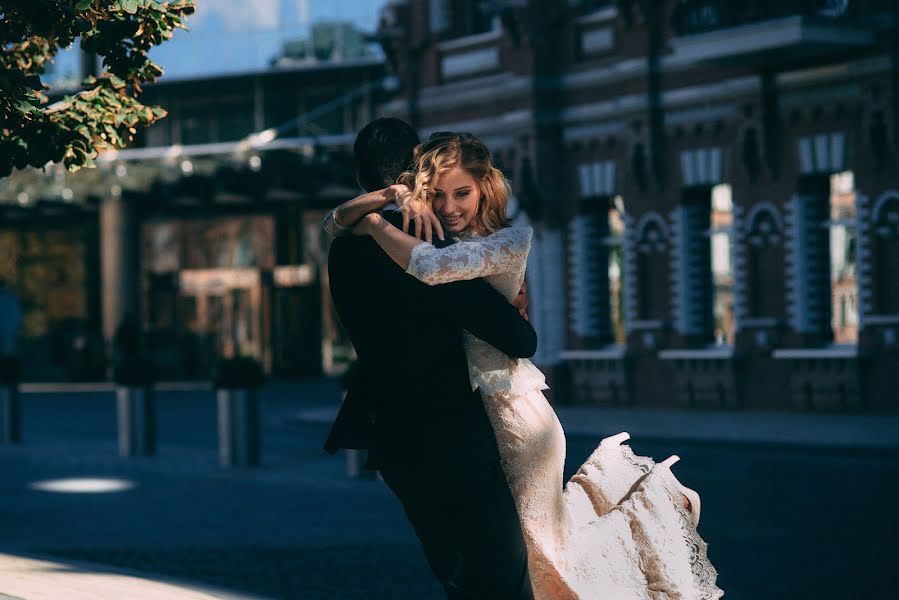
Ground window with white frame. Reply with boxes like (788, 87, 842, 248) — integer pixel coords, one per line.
(608, 198, 626, 343)
(569, 161, 623, 346)
(711, 184, 735, 345)
(670, 182, 733, 345)
(672, 187, 714, 344)
(829, 171, 858, 344)
(786, 169, 857, 345)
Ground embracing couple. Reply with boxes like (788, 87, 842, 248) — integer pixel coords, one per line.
(324, 118, 722, 599)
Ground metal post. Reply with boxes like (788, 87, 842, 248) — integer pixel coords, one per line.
(217, 388, 260, 467)
(0, 383, 21, 443)
(116, 386, 156, 457)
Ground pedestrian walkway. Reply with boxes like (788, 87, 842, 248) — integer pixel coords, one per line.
(555, 405, 899, 451)
(296, 403, 899, 451)
(1, 379, 896, 598)
(0, 552, 263, 600)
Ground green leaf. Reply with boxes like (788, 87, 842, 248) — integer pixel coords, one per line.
(76, 0, 93, 9)
(124, 0, 139, 14)
(15, 99, 38, 113)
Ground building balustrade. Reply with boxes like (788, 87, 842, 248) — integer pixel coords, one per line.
(561, 347, 633, 407)
(658, 346, 741, 409)
(672, 0, 865, 37)
(772, 346, 864, 411)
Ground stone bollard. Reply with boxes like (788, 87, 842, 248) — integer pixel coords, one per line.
(217, 388, 260, 467)
(116, 385, 156, 457)
(0, 382, 21, 444)
(214, 357, 264, 468)
(114, 358, 157, 457)
(0, 357, 23, 444)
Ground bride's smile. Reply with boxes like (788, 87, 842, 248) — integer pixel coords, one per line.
(432, 165, 480, 234)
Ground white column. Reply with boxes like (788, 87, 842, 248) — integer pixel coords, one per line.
(100, 191, 139, 346)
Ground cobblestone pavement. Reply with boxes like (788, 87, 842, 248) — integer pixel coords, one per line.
(1, 380, 896, 599)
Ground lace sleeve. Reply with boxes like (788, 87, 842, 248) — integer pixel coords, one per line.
(406, 226, 532, 285)
(321, 208, 350, 239)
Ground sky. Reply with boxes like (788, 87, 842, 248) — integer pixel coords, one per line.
(46, 0, 390, 87)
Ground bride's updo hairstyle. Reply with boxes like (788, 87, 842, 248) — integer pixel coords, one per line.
(399, 132, 511, 233)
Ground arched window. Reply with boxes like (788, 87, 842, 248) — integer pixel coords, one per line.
(746, 204, 784, 319)
(569, 160, 622, 346)
(636, 215, 668, 321)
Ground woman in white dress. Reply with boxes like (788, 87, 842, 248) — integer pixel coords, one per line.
(324, 133, 722, 600)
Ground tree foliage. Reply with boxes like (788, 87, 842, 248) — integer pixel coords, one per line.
(0, 0, 195, 178)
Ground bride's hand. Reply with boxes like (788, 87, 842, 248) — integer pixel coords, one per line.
(387, 184, 412, 207)
(399, 198, 444, 243)
(351, 212, 383, 236)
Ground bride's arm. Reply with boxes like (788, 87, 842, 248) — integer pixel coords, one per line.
(356, 214, 532, 285)
(321, 184, 408, 239)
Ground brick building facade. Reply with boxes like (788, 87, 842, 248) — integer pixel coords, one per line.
(377, 0, 899, 411)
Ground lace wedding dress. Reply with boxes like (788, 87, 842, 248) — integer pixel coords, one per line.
(404, 226, 723, 600)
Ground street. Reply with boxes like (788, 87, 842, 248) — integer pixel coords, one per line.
(0, 380, 896, 599)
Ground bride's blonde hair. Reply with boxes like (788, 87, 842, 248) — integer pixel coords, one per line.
(398, 132, 511, 234)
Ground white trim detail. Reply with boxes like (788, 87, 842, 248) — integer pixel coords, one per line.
(568, 214, 606, 339)
(658, 346, 735, 360)
(581, 26, 615, 55)
(623, 213, 638, 332)
(670, 16, 873, 64)
(680, 146, 724, 186)
(385, 54, 892, 118)
(741, 317, 782, 327)
(635, 212, 669, 242)
(797, 131, 846, 175)
(784, 192, 832, 334)
(417, 109, 532, 141)
(873, 189, 899, 223)
(745, 201, 785, 235)
(578, 160, 617, 198)
(857, 191, 874, 327)
(863, 315, 899, 325)
(563, 121, 628, 143)
(669, 207, 688, 334)
(560, 345, 627, 360)
(574, 6, 619, 26)
(441, 46, 501, 79)
(784, 194, 803, 332)
(773, 345, 858, 359)
(731, 203, 748, 330)
(436, 28, 502, 53)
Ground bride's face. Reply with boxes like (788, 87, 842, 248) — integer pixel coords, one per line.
(431, 165, 480, 234)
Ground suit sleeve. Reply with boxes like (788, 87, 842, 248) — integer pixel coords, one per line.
(431, 278, 537, 358)
(380, 212, 536, 357)
(336, 217, 537, 359)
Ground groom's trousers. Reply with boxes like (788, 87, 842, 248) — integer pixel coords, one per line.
(380, 459, 533, 600)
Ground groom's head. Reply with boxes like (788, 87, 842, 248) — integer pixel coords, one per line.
(353, 118, 419, 192)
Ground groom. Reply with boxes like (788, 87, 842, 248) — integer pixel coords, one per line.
(325, 118, 535, 599)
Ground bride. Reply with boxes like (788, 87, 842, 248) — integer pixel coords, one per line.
(324, 132, 722, 599)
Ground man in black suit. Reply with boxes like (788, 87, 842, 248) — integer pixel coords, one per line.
(324, 118, 535, 599)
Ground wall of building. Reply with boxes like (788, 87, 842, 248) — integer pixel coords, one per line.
(379, 0, 899, 411)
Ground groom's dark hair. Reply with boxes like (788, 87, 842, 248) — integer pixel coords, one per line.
(353, 118, 420, 192)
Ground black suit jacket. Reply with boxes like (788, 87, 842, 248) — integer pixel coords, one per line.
(324, 212, 537, 468)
